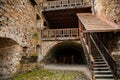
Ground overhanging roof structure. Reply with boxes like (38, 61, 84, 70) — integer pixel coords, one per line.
(77, 13, 120, 32)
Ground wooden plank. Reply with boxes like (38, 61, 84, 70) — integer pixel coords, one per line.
(77, 13, 120, 32)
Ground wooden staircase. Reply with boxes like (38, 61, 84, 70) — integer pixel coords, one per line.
(90, 36, 115, 80)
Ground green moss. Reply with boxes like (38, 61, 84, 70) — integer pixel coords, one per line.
(32, 31, 40, 45)
(13, 69, 87, 80)
(32, 32, 38, 39)
(30, 53, 38, 57)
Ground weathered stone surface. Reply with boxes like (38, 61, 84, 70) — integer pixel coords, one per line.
(0, 0, 39, 47)
(0, 45, 22, 79)
(0, 0, 40, 79)
(94, 0, 120, 24)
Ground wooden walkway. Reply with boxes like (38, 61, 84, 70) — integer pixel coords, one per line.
(77, 13, 120, 32)
(41, 28, 79, 41)
(39, 0, 91, 11)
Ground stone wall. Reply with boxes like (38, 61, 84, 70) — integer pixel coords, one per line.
(0, 0, 40, 79)
(94, 0, 120, 25)
(0, 45, 22, 79)
(0, 0, 39, 47)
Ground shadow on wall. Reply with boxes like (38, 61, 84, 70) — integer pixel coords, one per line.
(43, 41, 87, 64)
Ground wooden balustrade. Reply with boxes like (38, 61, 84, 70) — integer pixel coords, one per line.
(39, 0, 91, 10)
(41, 28, 79, 40)
(115, 60, 120, 78)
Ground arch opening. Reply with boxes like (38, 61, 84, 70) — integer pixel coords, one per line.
(43, 42, 87, 65)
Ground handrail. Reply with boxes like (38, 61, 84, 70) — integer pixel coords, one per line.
(39, 0, 91, 10)
(90, 33, 117, 79)
(41, 28, 79, 40)
(116, 61, 120, 78)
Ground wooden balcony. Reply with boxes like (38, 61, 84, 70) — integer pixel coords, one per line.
(41, 28, 80, 41)
(39, 0, 91, 11)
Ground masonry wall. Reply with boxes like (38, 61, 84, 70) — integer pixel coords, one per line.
(0, 45, 22, 79)
(94, 0, 120, 24)
(0, 0, 39, 47)
(0, 0, 40, 79)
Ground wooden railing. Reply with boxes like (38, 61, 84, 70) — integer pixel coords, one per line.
(41, 28, 79, 40)
(116, 60, 120, 78)
(90, 33, 118, 79)
(39, 0, 91, 10)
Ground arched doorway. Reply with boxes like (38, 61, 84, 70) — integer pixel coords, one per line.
(0, 37, 22, 79)
(43, 41, 87, 64)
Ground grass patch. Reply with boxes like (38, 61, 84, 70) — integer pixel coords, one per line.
(13, 69, 88, 80)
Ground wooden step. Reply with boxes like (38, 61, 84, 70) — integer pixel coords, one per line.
(94, 71, 112, 74)
(94, 67, 110, 70)
(94, 59, 104, 61)
(96, 78, 115, 80)
(94, 61, 106, 64)
(93, 57, 103, 59)
(92, 55, 101, 57)
(95, 74, 114, 79)
(94, 64, 107, 67)
(92, 53, 100, 55)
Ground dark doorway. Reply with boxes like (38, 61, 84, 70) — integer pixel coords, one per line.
(43, 42, 87, 64)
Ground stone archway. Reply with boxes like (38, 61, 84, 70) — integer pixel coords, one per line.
(0, 37, 22, 79)
(43, 41, 87, 64)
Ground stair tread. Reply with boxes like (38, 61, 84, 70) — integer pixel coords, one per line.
(95, 74, 113, 77)
(94, 67, 110, 70)
(94, 59, 104, 60)
(96, 58, 104, 60)
(94, 64, 107, 66)
(96, 79, 114, 80)
(94, 57, 103, 59)
(94, 63, 106, 64)
(94, 62, 106, 64)
(94, 71, 112, 73)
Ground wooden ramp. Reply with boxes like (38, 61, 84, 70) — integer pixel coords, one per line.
(77, 13, 120, 32)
